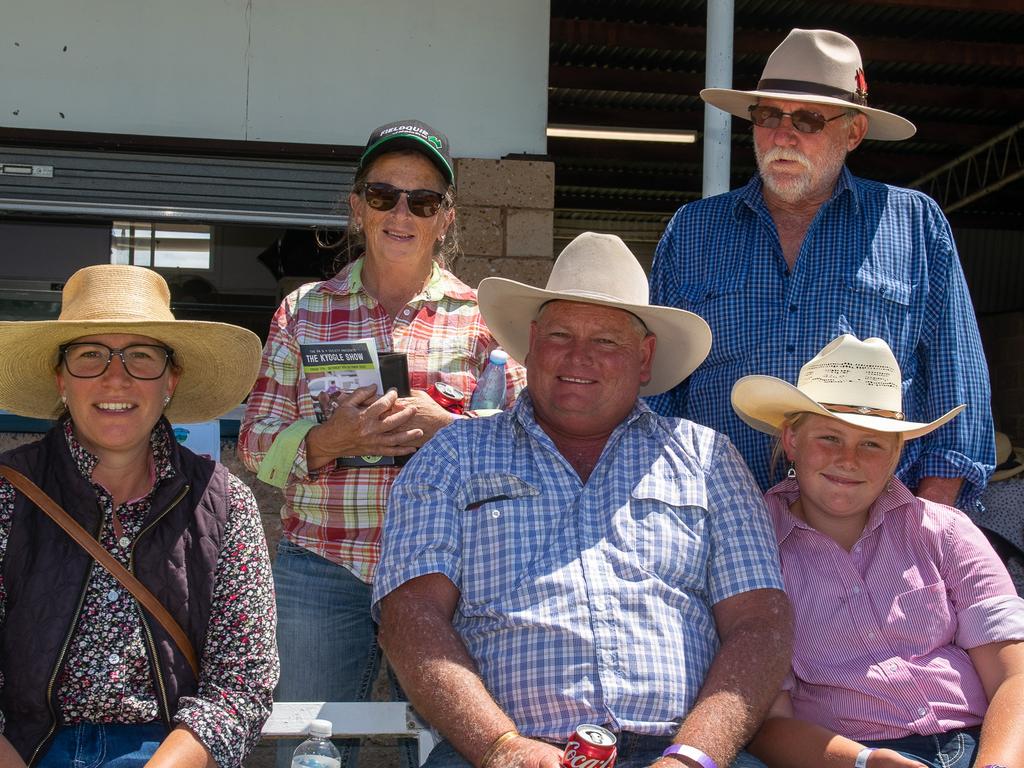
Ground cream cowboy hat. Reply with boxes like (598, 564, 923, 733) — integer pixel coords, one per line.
(477, 232, 712, 396)
(731, 335, 963, 439)
(701, 28, 916, 141)
(0, 264, 262, 422)
(992, 432, 1024, 482)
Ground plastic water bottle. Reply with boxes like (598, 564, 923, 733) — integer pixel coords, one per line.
(470, 348, 509, 410)
(291, 719, 341, 768)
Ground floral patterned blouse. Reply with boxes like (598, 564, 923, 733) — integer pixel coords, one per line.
(0, 421, 278, 767)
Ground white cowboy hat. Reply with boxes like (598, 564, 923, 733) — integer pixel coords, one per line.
(0, 264, 262, 422)
(731, 335, 963, 439)
(701, 28, 916, 141)
(477, 232, 711, 396)
(992, 432, 1024, 482)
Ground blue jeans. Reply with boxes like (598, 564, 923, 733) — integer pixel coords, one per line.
(37, 722, 167, 768)
(423, 735, 767, 768)
(862, 726, 981, 768)
(273, 537, 416, 768)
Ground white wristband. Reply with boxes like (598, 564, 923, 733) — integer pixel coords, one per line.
(854, 747, 875, 768)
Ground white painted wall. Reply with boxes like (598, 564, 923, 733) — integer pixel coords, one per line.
(0, 0, 549, 158)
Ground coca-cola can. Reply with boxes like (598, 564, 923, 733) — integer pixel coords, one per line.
(561, 724, 617, 768)
(426, 381, 466, 414)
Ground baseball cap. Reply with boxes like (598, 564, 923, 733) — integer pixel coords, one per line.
(358, 119, 454, 185)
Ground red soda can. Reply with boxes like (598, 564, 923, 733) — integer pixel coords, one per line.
(426, 381, 466, 414)
(561, 724, 617, 768)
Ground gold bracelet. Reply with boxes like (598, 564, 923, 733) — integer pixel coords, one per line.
(479, 729, 519, 768)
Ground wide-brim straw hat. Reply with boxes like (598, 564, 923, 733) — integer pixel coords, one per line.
(477, 232, 711, 396)
(701, 28, 916, 141)
(0, 264, 262, 423)
(731, 334, 963, 439)
(992, 431, 1024, 482)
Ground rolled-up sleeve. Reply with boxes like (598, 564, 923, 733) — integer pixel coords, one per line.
(705, 436, 785, 604)
(942, 507, 1024, 648)
(371, 431, 464, 621)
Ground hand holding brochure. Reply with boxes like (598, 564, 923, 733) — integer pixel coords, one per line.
(299, 338, 410, 468)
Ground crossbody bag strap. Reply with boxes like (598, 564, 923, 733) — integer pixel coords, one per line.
(0, 464, 200, 677)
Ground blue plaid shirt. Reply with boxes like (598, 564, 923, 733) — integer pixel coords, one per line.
(648, 168, 994, 508)
(372, 392, 783, 739)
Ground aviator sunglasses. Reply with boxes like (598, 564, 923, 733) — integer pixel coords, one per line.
(748, 104, 847, 135)
(356, 182, 446, 218)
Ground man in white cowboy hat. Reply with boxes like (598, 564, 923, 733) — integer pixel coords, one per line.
(648, 27, 994, 512)
(372, 233, 792, 768)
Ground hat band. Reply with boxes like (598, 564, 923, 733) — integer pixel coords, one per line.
(757, 78, 868, 106)
(821, 402, 905, 421)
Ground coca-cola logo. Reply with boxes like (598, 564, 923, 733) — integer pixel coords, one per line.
(562, 740, 615, 768)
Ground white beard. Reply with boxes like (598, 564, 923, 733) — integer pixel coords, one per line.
(756, 140, 848, 204)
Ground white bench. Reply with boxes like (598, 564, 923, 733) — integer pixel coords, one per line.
(262, 701, 437, 765)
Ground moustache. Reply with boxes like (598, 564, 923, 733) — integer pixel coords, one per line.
(760, 147, 813, 171)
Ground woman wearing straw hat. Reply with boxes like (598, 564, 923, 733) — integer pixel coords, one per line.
(730, 336, 1024, 768)
(238, 118, 525, 768)
(0, 265, 277, 767)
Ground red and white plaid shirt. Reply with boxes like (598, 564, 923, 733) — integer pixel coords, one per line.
(238, 258, 526, 582)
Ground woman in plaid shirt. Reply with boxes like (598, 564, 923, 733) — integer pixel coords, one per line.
(238, 119, 524, 768)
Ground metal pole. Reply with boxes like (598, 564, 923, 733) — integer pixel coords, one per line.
(703, 0, 734, 198)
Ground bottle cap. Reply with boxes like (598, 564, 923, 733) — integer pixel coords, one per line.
(308, 719, 333, 738)
(489, 349, 509, 365)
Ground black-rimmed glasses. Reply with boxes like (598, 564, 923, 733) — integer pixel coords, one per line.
(748, 104, 847, 134)
(60, 342, 174, 380)
(356, 182, 446, 218)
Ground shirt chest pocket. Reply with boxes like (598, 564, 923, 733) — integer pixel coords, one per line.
(888, 581, 954, 656)
(840, 270, 915, 345)
(627, 476, 710, 590)
(457, 474, 546, 606)
(403, 337, 482, 392)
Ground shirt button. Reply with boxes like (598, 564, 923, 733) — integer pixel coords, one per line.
(108, 653, 120, 665)
(118, 536, 131, 548)
(402, 308, 412, 316)
(852, 586, 861, 595)
(785, 344, 795, 353)
(789, 303, 797, 312)
(918, 707, 928, 717)
(490, 509, 501, 519)
(106, 589, 119, 603)
(867, 631, 876, 639)
(889, 662, 898, 671)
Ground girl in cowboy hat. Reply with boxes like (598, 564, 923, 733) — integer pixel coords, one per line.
(731, 335, 1024, 768)
(0, 265, 277, 767)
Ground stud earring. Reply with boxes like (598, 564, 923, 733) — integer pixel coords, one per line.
(163, 394, 172, 408)
(786, 462, 797, 479)
(60, 394, 67, 406)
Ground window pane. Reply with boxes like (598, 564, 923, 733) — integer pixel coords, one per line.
(111, 221, 210, 270)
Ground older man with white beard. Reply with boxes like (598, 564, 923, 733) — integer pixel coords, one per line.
(648, 28, 994, 512)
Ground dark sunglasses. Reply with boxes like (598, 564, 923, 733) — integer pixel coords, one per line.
(748, 104, 847, 135)
(356, 182, 446, 218)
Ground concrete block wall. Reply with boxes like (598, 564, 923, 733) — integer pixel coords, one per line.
(979, 310, 1024, 445)
(451, 158, 556, 289)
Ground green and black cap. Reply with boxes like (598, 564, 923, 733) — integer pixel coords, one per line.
(358, 119, 454, 185)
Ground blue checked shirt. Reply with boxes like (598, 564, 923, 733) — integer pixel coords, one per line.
(648, 168, 994, 508)
(372, 392, 783, 739)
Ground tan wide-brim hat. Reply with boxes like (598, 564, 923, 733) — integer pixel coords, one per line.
(701, 28, 916, 141)
(992, 431, 1024, 482)
(731, 334, 963, 439)
(477, 232, 711, 396)
(0, 264, 262, 422)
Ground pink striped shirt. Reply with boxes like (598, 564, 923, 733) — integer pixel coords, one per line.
(765, 477, 1024, 740)
(238, 258, 525, 583)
